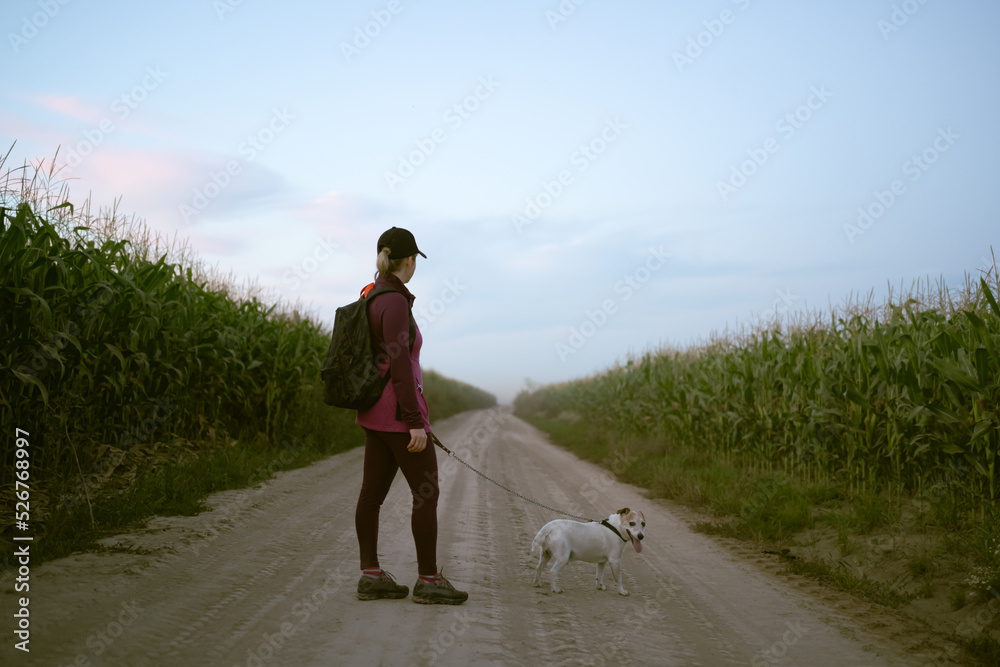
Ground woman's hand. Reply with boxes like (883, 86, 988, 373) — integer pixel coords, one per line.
(407, 428, 427, 452)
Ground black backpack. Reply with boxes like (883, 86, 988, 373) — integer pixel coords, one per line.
(320, 284, 415, 410)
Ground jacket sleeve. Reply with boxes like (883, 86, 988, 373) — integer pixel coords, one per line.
(375, 292, 424, 430)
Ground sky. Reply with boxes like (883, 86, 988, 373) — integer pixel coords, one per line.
(3, 0, 999, 404)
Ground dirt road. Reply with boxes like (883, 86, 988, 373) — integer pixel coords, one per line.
(3, 408, 958, 666)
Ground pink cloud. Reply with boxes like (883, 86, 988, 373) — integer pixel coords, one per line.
(45, 147, 204, 232)
(7, 90, 171, 147)
(88, 149, 190, 193)
(55, 146, 300, 232)
(31, 94, 104, 124)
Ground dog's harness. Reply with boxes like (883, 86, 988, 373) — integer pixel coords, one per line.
(600, 520, 629, 543)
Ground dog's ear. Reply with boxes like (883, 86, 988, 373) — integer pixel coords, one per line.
(617, 507, 630, 516)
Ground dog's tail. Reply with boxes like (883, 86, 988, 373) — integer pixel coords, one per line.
(530, 525, 550, 555)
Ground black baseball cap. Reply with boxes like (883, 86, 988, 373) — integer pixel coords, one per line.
(377, 226, 426, 259)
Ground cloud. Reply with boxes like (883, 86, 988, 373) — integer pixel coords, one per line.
(43, 145, 296, 232)
(89, 149, 190, 193)
(29, 94, 106, 125)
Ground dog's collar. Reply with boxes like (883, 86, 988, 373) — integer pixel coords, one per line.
(600, 519, 629, 543)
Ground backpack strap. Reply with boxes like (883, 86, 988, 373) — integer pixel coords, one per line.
(363, 284, 416, 352)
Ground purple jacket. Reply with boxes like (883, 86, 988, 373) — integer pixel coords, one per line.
(355, 274, 432, 434)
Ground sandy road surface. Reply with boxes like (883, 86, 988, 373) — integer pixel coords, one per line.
(2, 408, 957, 666)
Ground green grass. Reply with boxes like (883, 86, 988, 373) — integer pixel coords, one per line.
(522, 413, 752, 516)
(850, 493, 899, 534)
(31, 387, 366, 562)
(785, 557, 915, 608)
(837, 524, 857, 557)
(907, 555, 937, 598)
(962, 632, 1000, 666)
(970, 527, 1000, 568)
(696, 475, 815, 542)
(521, 414, 606, 463)
(907, 554, 936, 577)
(522, 413, 817, 542)
(422, 368, 497, 420)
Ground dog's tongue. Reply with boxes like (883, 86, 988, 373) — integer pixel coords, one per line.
(630, 532, 642, 553)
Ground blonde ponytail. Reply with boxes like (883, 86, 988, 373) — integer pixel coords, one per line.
(375, 246, 406, 280)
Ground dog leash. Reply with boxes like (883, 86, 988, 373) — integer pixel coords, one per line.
(431, 433, 598, 523)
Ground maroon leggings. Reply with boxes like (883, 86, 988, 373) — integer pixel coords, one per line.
(355, 428, 439, 576)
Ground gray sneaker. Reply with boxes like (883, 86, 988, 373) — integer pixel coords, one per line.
(412, 571, 468, 605)
(357, 571, 409, 600)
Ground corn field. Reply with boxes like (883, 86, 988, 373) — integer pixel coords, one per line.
(0, 157, 494, 523)
(516, 269, 1000, 518)
(2, 206, 323, 489)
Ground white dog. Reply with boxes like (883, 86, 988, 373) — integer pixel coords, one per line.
(531, 507, 645, 596)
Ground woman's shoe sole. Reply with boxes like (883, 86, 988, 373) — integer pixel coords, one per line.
(357, 591, 408, 601)
(412, 595, 467, 605)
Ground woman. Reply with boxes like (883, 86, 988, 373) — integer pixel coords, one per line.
(354, 226, 468, 605)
